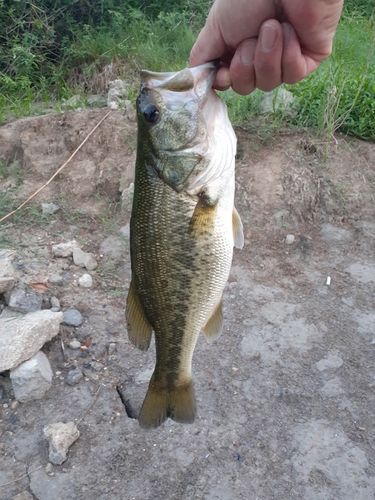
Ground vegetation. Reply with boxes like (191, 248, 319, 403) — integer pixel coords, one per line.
(0, 0, 374, 140)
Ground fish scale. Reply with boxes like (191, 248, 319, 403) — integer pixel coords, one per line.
(126, 62, 243, 429)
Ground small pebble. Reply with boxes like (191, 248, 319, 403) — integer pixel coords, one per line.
(50, 297, 60, 309)
(45, 462, 55, 476)
(11, 401, 19, 410)
(91, 361, 103, 372)
(42, 203, 60, 215)
(66, 368, 83, 386)
(49, 273, 63, 284)
(285, 234, 295, 245)
(69, 340, 81, 350)
(62, 309, 83, 327)
(79, 274, 93, 288)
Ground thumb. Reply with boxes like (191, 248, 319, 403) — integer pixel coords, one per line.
(189, 15, 227, 67)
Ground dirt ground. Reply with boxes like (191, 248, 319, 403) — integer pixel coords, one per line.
(0, 109, 374, 499)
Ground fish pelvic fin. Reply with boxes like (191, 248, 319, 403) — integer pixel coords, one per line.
(126, 280, 153, 351)
(202, 297, 223, 342)
(232, 206, 244, 249)
(139, 375, 196, 429)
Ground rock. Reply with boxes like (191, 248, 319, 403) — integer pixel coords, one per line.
(73, 248, 98, 271)
(65, 368, 83, 386)
(69, 340, 81, 350)
(100, 235, 123, 261)
(41, 203, 60, 215)
(0, 306, 24, 320)
(87, 94, 107, 108)
(259, 88, 298, 116)
(52, 240, 78, 258)
(79, 273, 93, 288)
(124, 99, 136, 121)
(0, 310, 63, 372)
(11, 491, 34, 500)
(50, 297, 60, 310)
(285, 234, 295, 245)
(62, 309, 83, 327)
(49, 273, 63, 284)
(107, 79, 127, 110)
(0, 254, 15, 293)
(320, 223, 353, 244)
(11, 400, 19, 410)
(43, 421, 80, 465)
(316, 353, 344, 371)
(10, 351, 53, 403)
(346, 262, 375, 284)
(5, 286, 42, 313)
(45, 462, 55, 476)
(91, 361, 103, 372)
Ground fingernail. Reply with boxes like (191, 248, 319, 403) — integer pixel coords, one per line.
(260, 24, 277, 52)
(282, 23, 293, 46)
(239, 39, 256, 66)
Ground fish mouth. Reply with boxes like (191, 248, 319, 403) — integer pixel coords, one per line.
(140, 61, 218, 104)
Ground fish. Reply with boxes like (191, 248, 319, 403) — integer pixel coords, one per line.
(126, 61, 243, 429)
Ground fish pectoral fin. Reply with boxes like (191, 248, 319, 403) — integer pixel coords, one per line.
(139, 375, 196, 429)
(126, 280, 153, 351)
(232, 206, 244, 249)
(202, 298, 223, 342)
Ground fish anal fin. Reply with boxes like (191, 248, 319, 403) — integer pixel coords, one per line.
(233, 206, 244, 249)
(202, 298, 223, 342)
(139, 375, 196, 429)
(126, 280, 153, 351)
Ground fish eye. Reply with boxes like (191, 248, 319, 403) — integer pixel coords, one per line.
(143, 105, 160, 124)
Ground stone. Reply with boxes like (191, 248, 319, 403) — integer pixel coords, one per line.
(65, 368, 83, 386)
(347, 262, 375, 284)
(49, 273, 63, 284)
(0, 307, 24, 320)
(107, 79, 127, 110)
(43, 421, 80, 465)
(91, 361, 103, 372)
(41, 203, 60, 215)
(87, 94, 107, 108)
(0, 254, 15, 293)
(319, 377, 345, 398)
(62, 94, 82, 109)
(259, 88, 298, 116)
(320, 223, 353, 244)
(50, 297, 60, 310)
(45, 462, 55, 476)
(69, 340, 81, 350)
(79, 274, 93, 288)
(10, 351, 53, 403)
(0, 310, 63, 372)
(52, 240, 78, 258)
(5, 286, 42, 313)
(11, 492, 34, 500)
(316, 353, 343, 371)
(62, 309, 83, 327)
(285, 234, 295, 245)
(73, 248, 98, 271)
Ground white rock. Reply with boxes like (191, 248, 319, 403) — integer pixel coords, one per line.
(107, 79, 127, 109)
(285, 234, 295, 245)
(0, 310, 63, 372)
(259, 88, 298, 116)
(10, 351, 53, 403)
(52, 240, 78, 257)
(79, 274, 93, 288)
(41, 203, 60, 215)
(43, 421, 80, 465)
(0, 255, 15, 293)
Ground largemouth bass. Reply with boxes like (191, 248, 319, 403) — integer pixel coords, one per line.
(126, 61, 243, 429)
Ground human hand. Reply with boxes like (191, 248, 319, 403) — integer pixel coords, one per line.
(189, 0, 344, 95)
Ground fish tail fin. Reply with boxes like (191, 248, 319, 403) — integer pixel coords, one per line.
(139, 375, 196, 429)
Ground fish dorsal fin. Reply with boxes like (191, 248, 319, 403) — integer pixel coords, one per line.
(202, 298, 223, 342)
(126, 280, 153, 351)
(232, 207, 244, 249)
